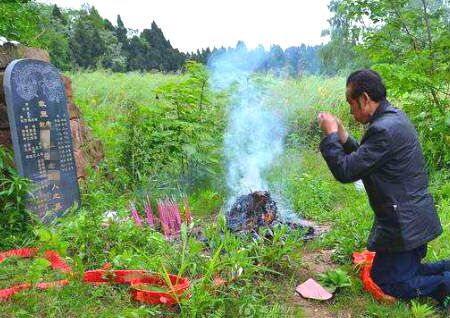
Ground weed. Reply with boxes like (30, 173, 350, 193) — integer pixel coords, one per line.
(318, 268, 352, 293)
(411, 300, 438, 318)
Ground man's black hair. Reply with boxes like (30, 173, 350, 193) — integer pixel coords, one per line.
(346, 69, 387, 102)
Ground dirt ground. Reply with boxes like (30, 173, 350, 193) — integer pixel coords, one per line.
(290, 248, 351, 318)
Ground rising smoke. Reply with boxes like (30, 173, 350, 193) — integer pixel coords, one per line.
(208, 46, 300, 221)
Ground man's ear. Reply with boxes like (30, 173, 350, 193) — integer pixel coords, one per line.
(360, 92, 370, 108)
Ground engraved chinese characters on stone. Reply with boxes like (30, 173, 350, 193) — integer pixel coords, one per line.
(3, 59, 80, 222)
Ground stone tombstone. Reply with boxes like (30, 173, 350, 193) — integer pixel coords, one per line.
(3, 59, 80, 222)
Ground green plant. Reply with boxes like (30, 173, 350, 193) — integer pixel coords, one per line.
(28, 257, 52, 284)
(411, 300, 437, 318)
(109, 62, 225, 193)
(318, 268, 352, 292)
(0, 146, 34, 250)
(189, 189, 224, 216)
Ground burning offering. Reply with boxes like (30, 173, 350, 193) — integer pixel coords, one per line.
(226, 191, 319, 239)
(227, 191, 277, 233)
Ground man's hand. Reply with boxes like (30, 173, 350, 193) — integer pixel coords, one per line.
(318, 112, 338, 135)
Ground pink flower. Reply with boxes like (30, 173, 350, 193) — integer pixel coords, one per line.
(144, 198, 154, 227)
(129, 202, 143, 227)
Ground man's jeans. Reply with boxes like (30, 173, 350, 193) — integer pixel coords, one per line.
(377, 258, 450, 303)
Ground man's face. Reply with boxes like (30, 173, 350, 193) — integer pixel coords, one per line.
(346, 85, 371, 124)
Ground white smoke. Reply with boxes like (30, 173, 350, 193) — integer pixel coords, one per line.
(225, 90, 286, 199)
(208, 47, 295, 217)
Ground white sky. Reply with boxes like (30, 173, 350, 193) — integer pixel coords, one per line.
(39, 0, 332, 53)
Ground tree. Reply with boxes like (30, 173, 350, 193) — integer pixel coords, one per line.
(99, 30, 127, 72)
(319, 0, 365, 75)
(69, 5, 127, 71)
(51, 4, 66, 25)
(324, 0, 450, 169)
(0, 0, 41, 46)
(140, 21, 184, 72)
(42, 4, 71, 70)
(127, 35, 148, 71)
(114, 15, 129, 51)
(103, 18, 115, 32)
(267, 45, 285, 75)
(69, 8, 106, 69)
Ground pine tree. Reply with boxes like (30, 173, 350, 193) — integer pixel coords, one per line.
(69, 7, 107, 69)
(268, 45, 285, 75)
(140, 21, 185, 72)
(127, 35, 148, 71)
(51, 4, 66, 25)
(103, 18, 115, 32)
(115, 15, 129, 50)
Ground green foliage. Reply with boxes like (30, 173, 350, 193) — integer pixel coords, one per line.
(0, 202, 305, 316)
(397, 93, 450, 170)
(28, 257, 52, 284)
(69, 6, 109, 70)
(410, 300, 438, 318)
(319, 0, 366, 75)
(116, 62, 224, 192)
(0, 146, 34, 250)
(38, 5, 71, 71)
(0, 2, 72, 70)
(68, 64, 224, 195)
(318, 268, 352, 292)
(2, 2, 324, 75)
(0, 254, 67, 290)
(0, 0, 41, 47)
(189, 189, 224, 216)
(272, 75, 362, 149)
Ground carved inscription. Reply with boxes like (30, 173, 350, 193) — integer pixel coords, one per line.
(3, 59, 80, 221)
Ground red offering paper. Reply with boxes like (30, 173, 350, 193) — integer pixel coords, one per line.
(296, 278, 333, 300)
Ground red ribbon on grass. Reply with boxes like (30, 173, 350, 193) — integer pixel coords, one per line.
(0, 248, 72, 301)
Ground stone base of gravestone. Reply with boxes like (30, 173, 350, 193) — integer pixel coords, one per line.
(0, 38, 103, 179)
(62, 75, 103, 179)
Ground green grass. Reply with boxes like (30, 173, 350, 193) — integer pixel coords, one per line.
(1, 71, 449, 317)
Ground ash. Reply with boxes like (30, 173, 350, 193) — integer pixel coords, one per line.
(227, 191, 319, 240)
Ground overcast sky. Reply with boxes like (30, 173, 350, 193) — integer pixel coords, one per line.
(39, 0, 332, 53)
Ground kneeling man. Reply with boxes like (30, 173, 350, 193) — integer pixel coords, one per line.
(318, 69, 450, 306)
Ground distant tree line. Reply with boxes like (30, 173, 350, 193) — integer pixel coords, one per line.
(1, 1, 323, 75)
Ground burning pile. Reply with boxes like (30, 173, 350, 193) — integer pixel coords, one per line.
(227, 191, 277, 233)
(227, 191, 318, 239)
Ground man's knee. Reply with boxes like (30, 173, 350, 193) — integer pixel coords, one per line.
(430, 272, 450, 303)
(418, 260, 450, 276)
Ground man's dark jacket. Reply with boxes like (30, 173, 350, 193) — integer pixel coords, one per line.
(319, 100, 442, 252)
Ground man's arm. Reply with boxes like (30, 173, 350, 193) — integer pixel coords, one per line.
(342, 135, 359, 154)
(337, 120, 359, 154)
(319, 125, 391, 183)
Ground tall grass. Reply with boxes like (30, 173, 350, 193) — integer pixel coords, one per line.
(69, 71, 184, 161)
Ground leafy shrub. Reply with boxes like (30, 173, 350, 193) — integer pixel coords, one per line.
(0, 146, 34, 249)
(319, 268, 352, 292)
(72, 62, 225, 194)
(398, 94, 450, 171)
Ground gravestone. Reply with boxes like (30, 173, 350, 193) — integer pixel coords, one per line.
(3, 59, 80, 222)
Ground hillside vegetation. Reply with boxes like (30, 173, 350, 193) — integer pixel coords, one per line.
(0, 66, 449, 317)
(0, 0, 449, 316)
